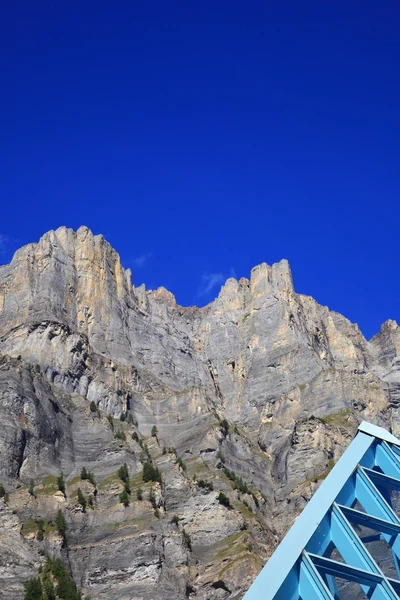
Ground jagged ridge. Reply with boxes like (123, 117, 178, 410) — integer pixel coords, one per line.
(0, 227, 398, 599)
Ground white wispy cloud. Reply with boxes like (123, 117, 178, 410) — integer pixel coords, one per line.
(196, 265, 240, 300)
(198, 272, 225, 297)
(131, 253, 152, 268)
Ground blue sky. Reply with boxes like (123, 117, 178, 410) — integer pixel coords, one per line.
(1, 1, 399, 339)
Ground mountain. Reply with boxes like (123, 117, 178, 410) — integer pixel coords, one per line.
(0, 226, 398, 599)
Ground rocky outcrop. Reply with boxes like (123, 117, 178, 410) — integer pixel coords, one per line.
(0, 226, 398, 599)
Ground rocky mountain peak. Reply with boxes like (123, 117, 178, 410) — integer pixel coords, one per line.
(0, 228, 398, 600)
(381, 318, 399, 332)
(250, 258, 293, 289)
(150, 286, 177, 305)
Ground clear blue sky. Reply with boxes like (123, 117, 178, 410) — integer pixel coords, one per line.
(1, 1, 399, 339)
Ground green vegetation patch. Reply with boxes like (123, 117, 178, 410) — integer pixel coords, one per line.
(233, 499, 255, 519)
(129, 471, 146, 490)
(218, 552, 263, 579)
(213, 531, 248, 561)
(21, 519, 39, 537)
(99, 467, 146, 495)
(106, 515, 155, 533)
(44, 521, 58, 536)
(319, 408, 352, 427)
(36, 475, 59, 496)
(186, 457, 211, 479)
(67, 475, 82, 487)
(21, 518, 58, 539)
(98, 471, 122, 491)
(42, 475, 58, 485)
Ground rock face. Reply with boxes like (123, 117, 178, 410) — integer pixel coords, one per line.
(0, 226, 398, 599)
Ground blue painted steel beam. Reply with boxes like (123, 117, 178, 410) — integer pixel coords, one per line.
(388, 578, 400, 594)
(299, 553, 334, 600)
(243, 430, 375, 600)
(307, 552, 383, 585)
(330, 504, 380, 573)
(355, 467, 399, 525)
(389, 444, 400, 462)
(376, 442, 400, 480)
(358, 423, 400, 446)
(243, 422, 400, 600)
(337, 504, 400, 537)
(332, 503, 400, 597)
(361, 534, 382, 543)
(363, 466, 400, 493)
(355, 465, 400, 581)
(307, 551, 400, 599)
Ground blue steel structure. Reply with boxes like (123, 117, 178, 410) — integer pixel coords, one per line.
(243, 422, 400, 600)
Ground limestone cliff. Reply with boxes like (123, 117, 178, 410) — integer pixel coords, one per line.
(0, 226, 398, 599)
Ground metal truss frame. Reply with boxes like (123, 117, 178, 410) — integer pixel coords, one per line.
(243, 422, 400, 600)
